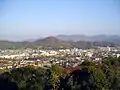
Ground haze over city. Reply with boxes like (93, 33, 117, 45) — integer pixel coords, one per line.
(0, 0, 120, 41)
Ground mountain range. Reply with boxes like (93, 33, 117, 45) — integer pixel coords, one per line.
(0, 35, 120, 49)
(56, 35, 120, 43)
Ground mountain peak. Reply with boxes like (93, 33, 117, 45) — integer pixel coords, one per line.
(44, 36, 59, 41)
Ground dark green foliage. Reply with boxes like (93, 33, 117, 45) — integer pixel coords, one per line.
(0, 67, 46, 90)
(102, 56, 120, 66)
(1, 57, 120, 90)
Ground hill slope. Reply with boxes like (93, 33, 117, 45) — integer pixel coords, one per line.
(0, 36, 119, 49)
(0, 37, 73, 49)
(34, 37, 73, 49)
(57, 35, 120, 43)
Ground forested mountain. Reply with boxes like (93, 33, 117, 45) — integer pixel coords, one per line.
(57, 35, 120, 43)
(0, 36, 119, 49)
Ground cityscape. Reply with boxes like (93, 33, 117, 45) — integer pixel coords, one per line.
(0, 45, 120, 69)
(0, 0, 120, 90)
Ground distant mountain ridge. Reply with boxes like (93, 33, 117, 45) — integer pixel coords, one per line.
(0, 37, 73, 49)
(0, 35, 120, 49)
(56, 35, 120, 43)
(34, 37, 73, 49)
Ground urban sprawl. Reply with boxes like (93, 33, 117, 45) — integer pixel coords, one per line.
(0, 46, 120, 69)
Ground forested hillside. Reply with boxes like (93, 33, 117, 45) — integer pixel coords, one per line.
(0, 57, 120, 90)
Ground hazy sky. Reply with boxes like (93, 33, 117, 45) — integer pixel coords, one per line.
(0, 0, 120, 41)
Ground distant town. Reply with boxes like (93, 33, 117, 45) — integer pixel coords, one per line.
(0, 46, 120, 69)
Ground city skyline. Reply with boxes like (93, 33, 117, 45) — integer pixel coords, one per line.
(0, 0, 120, 41)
